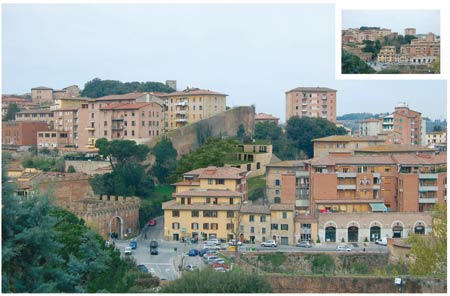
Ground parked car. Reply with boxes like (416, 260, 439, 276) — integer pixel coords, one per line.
(129, 240, 137, 249)
(188, 249, 199, 256)
(147, 219, 157, 227)
(214, 267, 228, 272)
(228, 239, 242, 246)
(209, 238, 220, 245)
(150, 240, 159, 255)
(336, 245, 352, 252)
(296, 241, 312, 248)
(137, 264, 149, 273)
(212, 262, 229, 269)
(203, 244, 221, 250)
(150, 241, 158, 248)
(198, 249, 209, 257)
(204, 255, 219, 262)
(124, 246, 132, 255)
(185, 264, 198, 271)
(261, 240, 277, 247)
(208, 258, 225, 265)
(375, 238, 387, 246)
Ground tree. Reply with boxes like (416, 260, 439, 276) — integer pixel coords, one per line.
(160, 267, 272, 293)
(152, 137, 177, 183)
(406, 204, 447, 278)
(81, 78, 175, 98)
(5, 103, 20, 121)
(67, 165, 76, 173)
(341, 50, 376, 74)
(285, 116, 347, 158)
(236, 124, 246, 141)
(254, 121, 296, 160)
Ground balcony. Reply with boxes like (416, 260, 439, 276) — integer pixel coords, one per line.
(419, 186, 438, 192)
(112, 117, 124, 121)
(419, 198, 437, 204)
(85, 127, 95, 131)
(296, 199, 310, 207)
(337, 184, 356, 190)
(373, 185, 381, 190)
(296, 171, 309, 177)
(419, 173, 438, 179)
(176, 110, 188, 115)
(373, 173, 381, 178)
(176, 101, 187, 106)
(176, 118, 188, 123)
(337, 172, 357, 178)
(112, 126, 124, 130)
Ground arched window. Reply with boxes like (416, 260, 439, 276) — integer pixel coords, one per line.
(348, 226, 359, 242)
(325, 226, 336, 242)
(274, 197, 281, 204)
(370, 226, 381, 241)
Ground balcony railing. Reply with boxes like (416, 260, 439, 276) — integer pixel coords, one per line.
(419, 186, 439, 192)
(85, 127, 95, 131)
(419, 198, 437, 204)
(296, 199, 310, 207)
(337, 172, 357, 178)
(337, 184, 356, 190)
(176, 119, 188, 123)
(419, 173, 438, 179)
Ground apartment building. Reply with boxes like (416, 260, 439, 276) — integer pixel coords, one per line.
(226, 142, 277, 177)
(377, 46, 397, 63)
(15, 108, 53, 127)
(359, 118, 382, 136)
(51, 97, 90, 111)
(162, 166, 247, 241)
(37, 130, 73, 150)
(39, 108, 79, 149)
(77, 101, 164, 150)
(31, 85, 81, 104)
(255, 113, 280, 125)
(2, 96, 39, 119)
(382, 103, 425, 145)
(159, 88, 227, 130)
(285, 87, 337, 123)
(405, 28, 416, 36)
(427, 131, 447, 145)
(312, 135, 386, 158)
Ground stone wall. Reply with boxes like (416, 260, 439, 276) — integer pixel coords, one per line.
(266, 275, 446, 293)
(145, 106, 255, 158)
(65, 160, 112, 175)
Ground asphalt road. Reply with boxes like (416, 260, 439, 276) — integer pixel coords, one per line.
(114, 216, 388, 280)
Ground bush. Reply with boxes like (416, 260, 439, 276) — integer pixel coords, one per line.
(316, 237, 321, 243)
(311, 254, 335, 274)
(341, 237, 345, 243)
(67, 165, 76, 173)
(350, 262, 369, 274)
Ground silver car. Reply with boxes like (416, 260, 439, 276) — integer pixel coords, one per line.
(261, 240, 277, 247)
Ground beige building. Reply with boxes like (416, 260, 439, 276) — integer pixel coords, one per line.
(312, 135, 387, 158)
(404, 28, 416, 36)
(359, 118, 382, 136)
(255, 113, 280, 125)
(285, 87, 337, 123)
(226, 142, 277, 177)
(15, 108, 53, 128)
(426, 131, 447, 145)
(159, 87, 227, 130)
(31, 86, 53, 104)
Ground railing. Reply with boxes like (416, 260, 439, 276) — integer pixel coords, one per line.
(337, 184, 356, 190)
(419, 173, 438, 179)
(337, 172, 357, 178)
(418, 198, 437, 204)
(419, 186, 438, 192)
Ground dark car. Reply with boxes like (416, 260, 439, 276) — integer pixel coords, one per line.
(198, 249, 209, 257)
(188, 249, 199, 256)
(137, 264, 149, 273)
(150, 240, 159, 255)
(129, 240, 137, 249)
(150, 241, 158, 248)
(148, 219, 157, 227)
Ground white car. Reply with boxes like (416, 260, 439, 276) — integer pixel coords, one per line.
(209, 238, 220, 245)
(203, 244, 221, 250)
(336, 245, 352, 252)
(261, 240, 277, 247)
(228, 239, 242, 246)
(375, 238, 387, 246)
(124, 246, 132, 255)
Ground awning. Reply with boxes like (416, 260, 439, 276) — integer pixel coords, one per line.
(370, 203, 388, 212)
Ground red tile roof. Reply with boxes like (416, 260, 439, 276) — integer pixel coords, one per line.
(313, 135, 385, 142)
(355, 144, 434, 153)
(391, 153, 447, 165)
(185, 166, 247, 179)
(309, 155, 396, 166)
(31, 86, 53, 90)
(95, 92, 145, 101)
(158, 89, 227, 97)
(100, 102, 151, 110)
(286, 86, 337, 93)
(255, 113, 280, 120)
(175, 189, 242, 197)
(162, 199, 240, 211)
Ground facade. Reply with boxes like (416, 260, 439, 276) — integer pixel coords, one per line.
(15, 108, 54, 128)
(255, 112, 280, 125)
(377, 46, 397, 63)
(37, 130, 73, 150)
(404, 28, 416, 36)
(427, 131, 447, 145)
(51, 108, 79, 147)
(159, 88, 228, 130)
(285, 87, 337, 123)
(227, 142, 276, 177)
(162, 166, 248, 241)
(77, 101, 164, 150)
(2, 121, 49, 146)
(382, 103, 425, 145)
(31, 86, 53, 104)
(359, 118, 382, 136)
(312, 135, 386, 158)
(51, 97, 90, 111)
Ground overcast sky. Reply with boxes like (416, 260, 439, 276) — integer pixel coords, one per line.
(342, 10, 440, 35)
(2, 4, 447, 122)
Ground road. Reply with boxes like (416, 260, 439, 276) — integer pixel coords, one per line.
(114, 216, 388, 280)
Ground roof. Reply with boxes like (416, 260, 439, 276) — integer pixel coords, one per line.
(158, 88, 228, 97)
(360, 118, 381, 123)
(392, 153, 447, 166)
(31, 86, 53, 90)
(175, 189, 242, 197)
(270, 203, 295, 211)
(286, 86, 337, 94)
(17, 108, 52, 114)
(313, 135, 385, 142)
(95, 92, 145, 101)
(355, 144, 435, 153)
(266, 160, 307, 168)
(100, 102, 152, 111)
(240, 201, 270, 214)
(56, 97, 90, 101)
(54, 108, 79, 112)
(255, 113, 280, 120)
(161, 199, 240, 211)
(315, 199, 385, 204)
(184, 166, 247, 179)
(309, 155, 396, 166)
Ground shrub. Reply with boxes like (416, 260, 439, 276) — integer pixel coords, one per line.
(311, 254, 335, 274)
(67, 165, 76, 173)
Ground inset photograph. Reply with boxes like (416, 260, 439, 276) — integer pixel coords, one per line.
(341, 10, 440, 74)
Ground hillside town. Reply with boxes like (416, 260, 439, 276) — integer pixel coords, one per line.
(342, 26, 440, 74)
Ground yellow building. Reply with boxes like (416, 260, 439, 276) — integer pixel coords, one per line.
(226, 142, 278, 177)
(159, 87, 227, 130)
(162, 166, 248, 241)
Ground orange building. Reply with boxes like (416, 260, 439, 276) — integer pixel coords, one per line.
(2, 121, 49, 147)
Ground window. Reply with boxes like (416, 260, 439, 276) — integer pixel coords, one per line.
(204, 210, 218, 217)
(124, 121, 128, 126)
(104, 131, 107, 136)
(172, 223, 179, 229)
(211, 223, 218, 230)
(226, 223, 234, 230)
(250, 226, 255, 233)
(104, 121, 107, 126)
(271, 224, 278, 230)
(192, 210, 199, 217)
(216, 179, 225, 185)
(142, 121, 145, 126)
(132, 121, 136, 126)
(249, 215, 254, 222)
(275, 179, 281, 186)
(172, 210, 180, 217)
(124, 130, 127, 136)
(281, 224, 289, 231)
(206, 197, 211, 204)
(91, 113, 95, 119)
(131, 112, 135, 117)
(260, 215, 266, 222)
(229, 198, 234, 205)
(227, 211, 234, 218)
(203, 223, 209, 230)
(131, 130, 135, 136)
(282, 212, 287, 219)
(275, 189, 280, 195)
(239, 225, 244, 232)
(274, 197, 281, 204)
(192, 223, 199, 230)
(208, 179, 213, 185)
(262, 227, 266, 234)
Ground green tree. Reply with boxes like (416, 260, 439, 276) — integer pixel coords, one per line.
(160, 267, 272, 293)
(341, 50, 376, 74)
(5, 103, 20, 121)
(254, 121, 296, 160)
(67, 165, 76, 173)
(311, 254, 335, 274)
(285, 116, 347, 158)
(406, 204, 447, 278)
(152, 137, 177, 183)
(236, 124, 246, 141)
(81, 78, 175, 98)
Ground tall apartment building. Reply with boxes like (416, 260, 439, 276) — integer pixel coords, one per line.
(382, 103, 425, 145)
(405, 28, 416, 36)
(359, 118, 382, 136)
(159, 88, 227, 130)
(15, 108, 54, 128)
(38, 108, 79, 149)
(285, 87, 337, 123)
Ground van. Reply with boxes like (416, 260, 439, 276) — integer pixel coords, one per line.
(375, 238, 387, 246)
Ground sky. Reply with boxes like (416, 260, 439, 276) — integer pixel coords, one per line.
(342, 10, 440, 35)
(2, 3, 447, 122)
